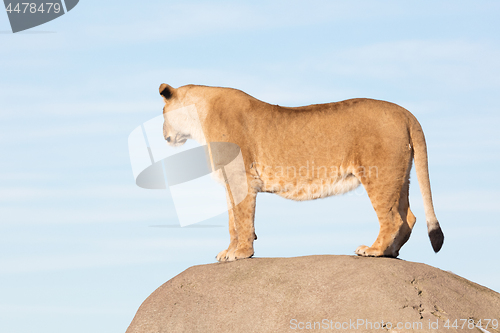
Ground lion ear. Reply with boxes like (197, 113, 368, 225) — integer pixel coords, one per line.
(159, 83, 175, 101)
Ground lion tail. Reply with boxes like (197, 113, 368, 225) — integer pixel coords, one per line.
(409, 118, 444, 253)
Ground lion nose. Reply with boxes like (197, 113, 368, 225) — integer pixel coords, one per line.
(166, 136, 171, 142)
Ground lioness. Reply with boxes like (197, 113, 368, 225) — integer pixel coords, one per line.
(159, 83, 444, 261)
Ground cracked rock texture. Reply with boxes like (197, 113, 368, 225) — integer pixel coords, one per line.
(126, 255, 500, 333)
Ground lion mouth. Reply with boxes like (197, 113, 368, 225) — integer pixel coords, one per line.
(169, 136, 188, 147)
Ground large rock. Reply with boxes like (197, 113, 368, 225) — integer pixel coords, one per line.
(126, 255, 500, 333)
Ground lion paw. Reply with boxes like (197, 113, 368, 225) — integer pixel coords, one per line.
(235, 247, 254, 260)
(223, 247, 253, 261)
(216, 249, 228, 262)
(355, 245, 385, 257)
(216, 248, 235, 262)
(216, 244, 254, 262)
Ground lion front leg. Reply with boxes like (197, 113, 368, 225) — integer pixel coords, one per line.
(217, 188, 257, 262)
(216, 192, 238, 262)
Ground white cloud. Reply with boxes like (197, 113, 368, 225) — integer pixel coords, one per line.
(0, 304, 130, 316)
(0, 184, 168, 202)
(435, 190, 500, 213)
(77, 1, 387, 44)
(0, 205, 174, 225)
(309, 40, 500, 90)
(0, 0, 441, 51)
(1, 99, 159, 118)
(0, 184, 176, 226)
(0, 237, 224, 273)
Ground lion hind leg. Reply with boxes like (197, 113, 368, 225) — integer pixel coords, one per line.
(355, 208, 408, 257)
(355, 168, 414, 258)
(393, 177, 417, 251)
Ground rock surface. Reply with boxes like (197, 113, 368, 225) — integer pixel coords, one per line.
(126, 255, 500, 333)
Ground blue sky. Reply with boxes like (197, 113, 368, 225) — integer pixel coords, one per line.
(1, 1, 500, 332)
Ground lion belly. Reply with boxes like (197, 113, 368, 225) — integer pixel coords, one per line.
(261, 174, 361, 201)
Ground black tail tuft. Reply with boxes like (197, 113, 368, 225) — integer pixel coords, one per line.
(429, 226, 444, 253)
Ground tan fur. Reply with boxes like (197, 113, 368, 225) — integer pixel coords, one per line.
(159, 84, 444, 260)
